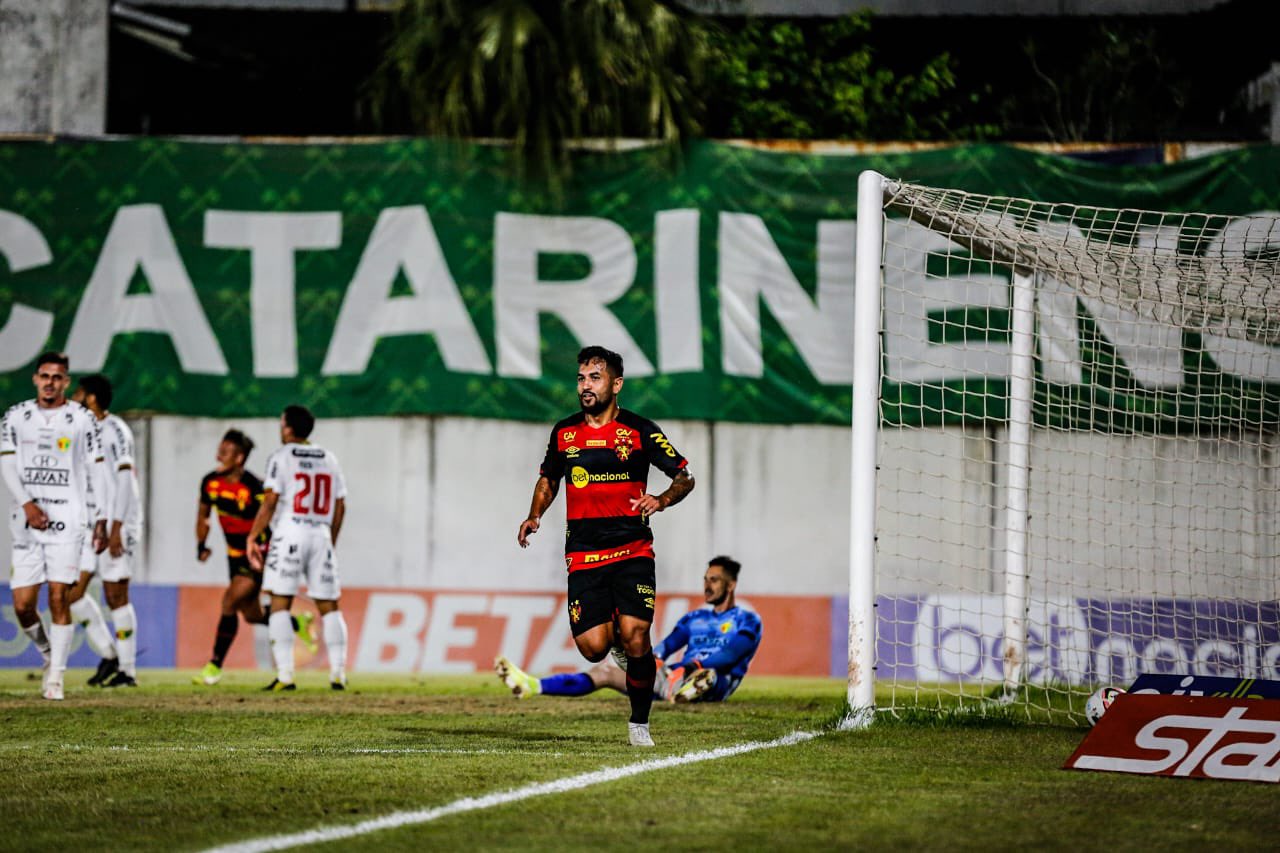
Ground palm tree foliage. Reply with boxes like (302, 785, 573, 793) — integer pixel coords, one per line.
(374, 0, 714, 184)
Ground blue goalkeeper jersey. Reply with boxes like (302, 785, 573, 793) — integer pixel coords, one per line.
(653, 605, 763, 680)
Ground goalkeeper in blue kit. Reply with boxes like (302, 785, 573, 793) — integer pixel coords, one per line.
(496, 556, 761, 703)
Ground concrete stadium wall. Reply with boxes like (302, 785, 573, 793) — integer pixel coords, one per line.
(4, 415, 1275, 601)
(5, 415, 1277, 678)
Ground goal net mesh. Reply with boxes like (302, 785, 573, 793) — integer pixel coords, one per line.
(873, 178, 1280, 722)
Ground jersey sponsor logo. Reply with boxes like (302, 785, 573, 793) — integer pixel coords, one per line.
(1065, 695, 1280, 783)
(56, 437, 71, 452)
(648, 432, 677, 458)
(583, 547, 631, 564)
(565, 445, 580, 459)
(562, 430, 577, 442)
(24, 467, 69, 486)
(586, 439, 607, 447)
(291, 447, 325, 458)
(32, 454, 57, 467)
(569, 467, 631, 488)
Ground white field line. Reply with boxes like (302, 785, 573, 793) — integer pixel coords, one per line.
(203, 729, 822, 853)
(0, 744, 562, 757)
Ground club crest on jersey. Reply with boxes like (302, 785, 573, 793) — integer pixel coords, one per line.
(720, 621, 733, 633)
(614, 434, 634, 461)
(568, 599, 582, 624)
(56, 436, 71, 452)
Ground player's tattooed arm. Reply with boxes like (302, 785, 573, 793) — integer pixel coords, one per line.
(656, 469, 695, 512)
(631, 469, 694, 516)
(518, 476, 559, 548)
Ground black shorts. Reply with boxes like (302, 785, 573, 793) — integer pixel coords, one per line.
(227, 554, 263, 583)
(565, 556, 656, 637)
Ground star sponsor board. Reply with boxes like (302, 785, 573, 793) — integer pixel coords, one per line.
(1065, 694, 1280, 783)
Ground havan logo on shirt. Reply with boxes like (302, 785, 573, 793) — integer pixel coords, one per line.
(23, 467, 68, 486)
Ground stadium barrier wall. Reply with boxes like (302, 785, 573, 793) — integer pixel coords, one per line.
(3, 414, 1277, 677)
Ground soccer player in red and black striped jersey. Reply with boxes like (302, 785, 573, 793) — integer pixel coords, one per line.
(193, 430, 311, 685)
(518, 345, 695, 747)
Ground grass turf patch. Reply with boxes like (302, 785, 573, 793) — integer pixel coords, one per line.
(0, 671, 1276, 851)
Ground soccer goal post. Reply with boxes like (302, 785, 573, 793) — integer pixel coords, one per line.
(848, 169, 1280, 724)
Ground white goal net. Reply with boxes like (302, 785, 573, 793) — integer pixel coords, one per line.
(848, 170, 1280, 723)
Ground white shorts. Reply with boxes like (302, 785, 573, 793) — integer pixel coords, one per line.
(78, 529, 138, 583)
(10, 535, 83, 589)
(263, 524, 340, 600)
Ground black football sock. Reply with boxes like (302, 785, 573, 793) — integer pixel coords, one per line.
(625, 652, 657, 725)
(211, 614, 238, 667)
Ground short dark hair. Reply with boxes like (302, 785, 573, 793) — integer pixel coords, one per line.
(283, 404, 316, 440)
(577, 345, 624, 378)
(222, 429, 255, 460)
(709, 555, 741, 581)
(34, 351, 69, 371)
(77, 374, 113, 410)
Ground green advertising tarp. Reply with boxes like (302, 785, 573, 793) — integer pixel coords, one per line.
(2, 138, 1280, 426)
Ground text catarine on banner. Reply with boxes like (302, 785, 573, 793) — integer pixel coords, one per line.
(3, 139, 1280, 425)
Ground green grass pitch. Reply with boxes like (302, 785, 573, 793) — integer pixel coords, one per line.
(0, 670, 1276, 851)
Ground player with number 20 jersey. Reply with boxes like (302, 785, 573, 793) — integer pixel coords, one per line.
(248, 405, 351, 691)
(261, 441, 347, 601)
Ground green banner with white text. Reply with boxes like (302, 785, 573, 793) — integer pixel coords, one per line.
(2, 138, 1280, 427)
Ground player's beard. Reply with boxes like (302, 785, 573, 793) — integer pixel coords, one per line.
(579, 390, 611, 416)
(705, 588, 727, 607)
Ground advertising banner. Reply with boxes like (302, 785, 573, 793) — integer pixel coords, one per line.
(1065, 694, 1280, 782)
(0, 585, 179, 667)
(6, 585, 1273, 682)
(3, 140, 1280, 427)
(1128, 673, 1280, 700)
(835, 594, 1280, 684)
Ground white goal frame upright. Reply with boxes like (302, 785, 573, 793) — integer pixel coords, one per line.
(847, 168, 1280, 723)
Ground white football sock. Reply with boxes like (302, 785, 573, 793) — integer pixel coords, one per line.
(49, 623, 74, 683)
(268, 610, 295, 683)
(322, 611, 348, 682)
(71, 596, 117, 660)
(110, 604, 137, 677)
(22, 620, 51, 663)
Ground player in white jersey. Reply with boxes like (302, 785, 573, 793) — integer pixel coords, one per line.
(247, 405, 349, 691)
(69, 374, 143, 687)
(0, 352, 109, 700)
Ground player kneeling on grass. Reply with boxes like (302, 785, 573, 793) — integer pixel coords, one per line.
(497, 556, 762, 705)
